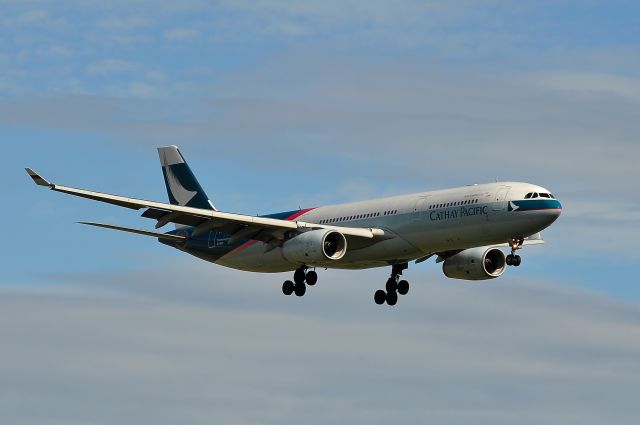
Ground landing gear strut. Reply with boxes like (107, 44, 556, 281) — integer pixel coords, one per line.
(282, 267, 317, 297)
(506, 237, 523, 267)
(375, 263, 410, 306)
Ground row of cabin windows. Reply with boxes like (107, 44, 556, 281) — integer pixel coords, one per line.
(524, 192, 555, 199)
(318, 209, 398, 225)
(429, 199, 479, 210)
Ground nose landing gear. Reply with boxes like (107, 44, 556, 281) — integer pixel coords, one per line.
(506, 237, 524, 267)
(375, 263, 410, 306)
(282, 267, 318, 297)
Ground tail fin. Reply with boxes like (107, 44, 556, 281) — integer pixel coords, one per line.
(157, 146, 216, 211)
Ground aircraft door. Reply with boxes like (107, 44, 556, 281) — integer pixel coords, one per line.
(413, 196, 430, 220)
(493, 186, 511, 211)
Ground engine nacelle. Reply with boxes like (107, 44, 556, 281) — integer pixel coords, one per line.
(282, 229, 347, 266)
(442, 247, 506, 280)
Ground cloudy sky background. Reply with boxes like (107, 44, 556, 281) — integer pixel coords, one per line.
(2, 1, 639, 423)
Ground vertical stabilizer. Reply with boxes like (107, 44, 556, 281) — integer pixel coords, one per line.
(157, 146, 216, 212)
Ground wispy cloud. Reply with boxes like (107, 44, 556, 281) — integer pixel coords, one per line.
(531, 72, 640, 100)
(87, 59, 139, 75)
(97, 16, 150, 31)
(164, 27, 198, 41)
(1, 266, 639, 424)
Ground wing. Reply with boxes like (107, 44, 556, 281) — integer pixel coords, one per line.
(25, 168, 386, 244)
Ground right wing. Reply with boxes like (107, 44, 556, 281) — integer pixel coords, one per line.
(26, 168, 386, 244)
(78, 221, 187, 242)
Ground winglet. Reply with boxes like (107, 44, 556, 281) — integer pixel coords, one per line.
(25, 168, 53, 187)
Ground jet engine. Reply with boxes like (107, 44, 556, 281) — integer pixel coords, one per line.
(442, 247, 506, 280)
(282, 229, 347, 266)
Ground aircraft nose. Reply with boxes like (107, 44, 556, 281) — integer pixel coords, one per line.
(541, 199, 562, 224)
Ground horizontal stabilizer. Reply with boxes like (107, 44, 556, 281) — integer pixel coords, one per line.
(78, 222, 186, 242)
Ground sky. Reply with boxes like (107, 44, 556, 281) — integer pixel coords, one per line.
(1, 1, 640, 424)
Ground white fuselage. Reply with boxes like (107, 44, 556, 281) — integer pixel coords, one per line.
(211, 182, 561, 272)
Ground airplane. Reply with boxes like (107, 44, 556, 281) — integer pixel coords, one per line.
(26, 145, 562, 306)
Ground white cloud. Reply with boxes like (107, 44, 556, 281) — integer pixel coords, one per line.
(164, 27, 198, 41)
(531, 72, 640, 100)
(16, 9, 49, 25)
(97, 16, 150, 31)
(87, 59, 139, 75)
(128, 81, 157, 97)
(1, 266, 639, 425)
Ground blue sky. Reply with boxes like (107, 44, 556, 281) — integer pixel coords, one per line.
(2, 1, 640, 424)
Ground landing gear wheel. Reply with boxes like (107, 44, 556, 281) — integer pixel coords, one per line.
(386, 291, 398, 306)
(397, 280, 409, 295)
(507, 237, 524, 267)
(294, 281, 306, 297)
(306, 270, 318, 286)
(294, 269, 306, 284)
(374, 290, 386, 305)
(386, 278, 398, 293)
(282, 280, 294, 296)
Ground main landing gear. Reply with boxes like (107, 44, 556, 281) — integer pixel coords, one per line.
(374, 263, 410, 306)
(282, 267, 318, 297)
(506, 237, 524, 267)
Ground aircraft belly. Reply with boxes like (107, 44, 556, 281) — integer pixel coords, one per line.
(339, 237, 422, 265)
(215, 242, 294, 273)
(214, 236, 423, 272)
(402, 215, 491, 252)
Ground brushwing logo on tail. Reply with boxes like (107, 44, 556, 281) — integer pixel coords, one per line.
(164, 165, 196, 206)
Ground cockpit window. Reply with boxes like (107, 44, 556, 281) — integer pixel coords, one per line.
(549, 194, 555, 198)
(539, 193, 550, 198)
(532, 193, 539, 198)
(524, 193, 532, 199)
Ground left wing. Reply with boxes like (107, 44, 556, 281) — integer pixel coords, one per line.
(26, 168, 386, 244)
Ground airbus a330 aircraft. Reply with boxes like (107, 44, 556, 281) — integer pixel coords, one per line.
(27, 146, 561, 306)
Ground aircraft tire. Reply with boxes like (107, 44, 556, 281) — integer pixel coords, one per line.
(282, 280, 294, 296)
(386, 291, 398, 306)
(306, 271, 318, 286)
(397, 280, 409, 295)
(506, 254, 513, 266)
(294, 269, 306, 284)
(385, 278, 398, 293)
(294, 281, 306, 297)
(374, 290, 386, 305)
(513, 255, 522, 267)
